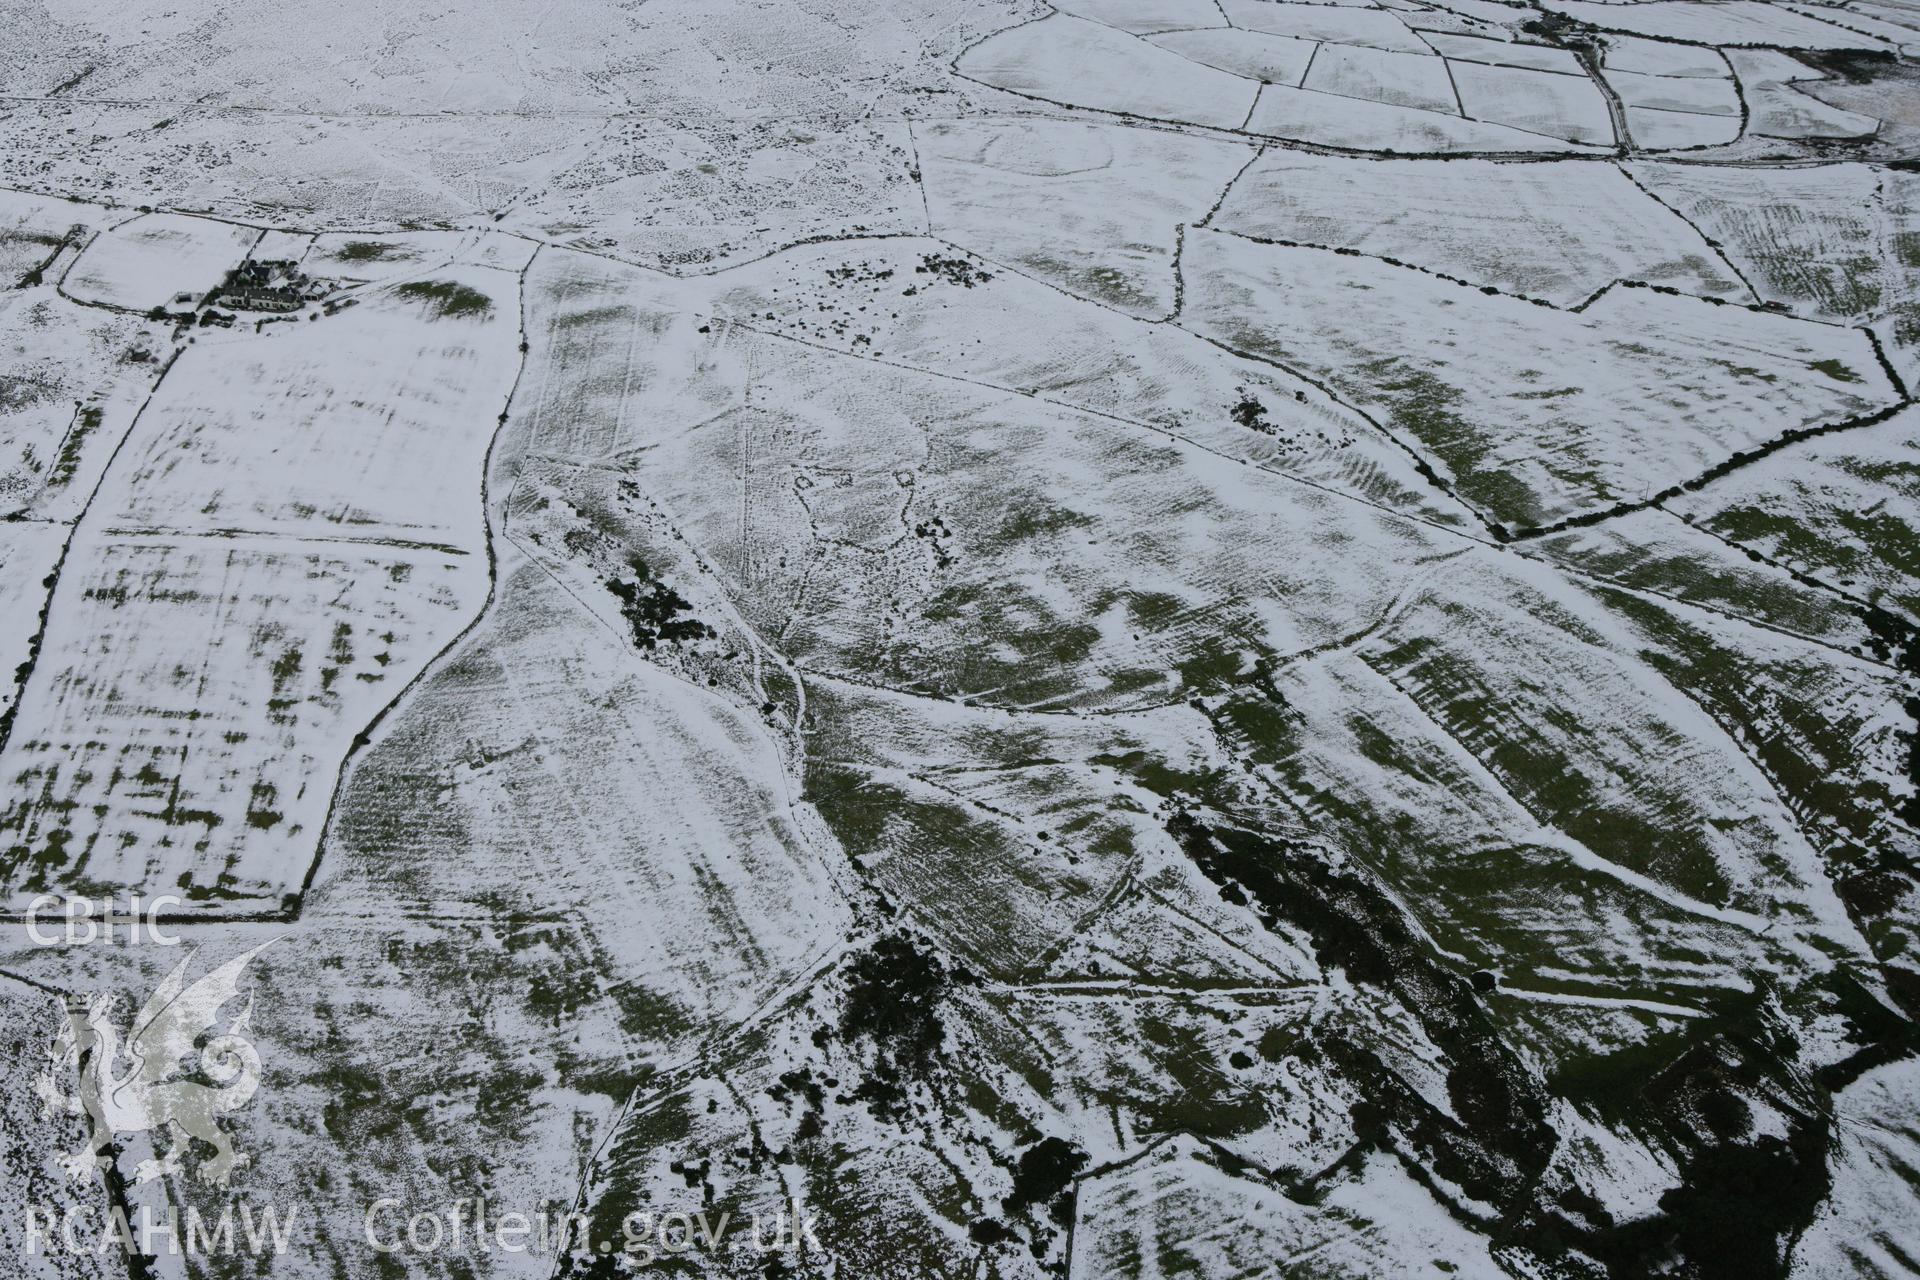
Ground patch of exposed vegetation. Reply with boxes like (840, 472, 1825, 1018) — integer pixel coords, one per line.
(1230, 389, 1272, 434)
(1357, 355, 1542, 530)
(1793, 48, 1899, 83)
(393, 278, 493, 319)
(839, 933, 952, 1071)
(336, 240, 401, 263)
(603, 556, 711, 650)
(1005, 1136, 1087, 1224)
(245, 781, 283, 830)
(825, 260, 894, 286)
(0, 375, 55, 415)
(917, 253, 993, 288)
(49, 404, 103, 488)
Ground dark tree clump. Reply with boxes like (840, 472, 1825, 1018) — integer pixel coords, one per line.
(839, 933, 951, 1069)
(1006, 1137, 1088, 1223)
(604, 557, 712, 650)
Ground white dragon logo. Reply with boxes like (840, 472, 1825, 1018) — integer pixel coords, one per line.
(35, 939, 276, 1187)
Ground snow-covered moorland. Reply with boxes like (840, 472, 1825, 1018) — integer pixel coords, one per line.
(0, 0, 1917, 1276)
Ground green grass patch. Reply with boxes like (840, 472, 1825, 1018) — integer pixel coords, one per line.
(49, 405, 102, 487)
(393, 278, 493, 319)
(336, 240, 401, 263)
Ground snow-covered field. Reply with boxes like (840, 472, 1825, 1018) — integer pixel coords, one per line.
(0, 1, 1916, 1278)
